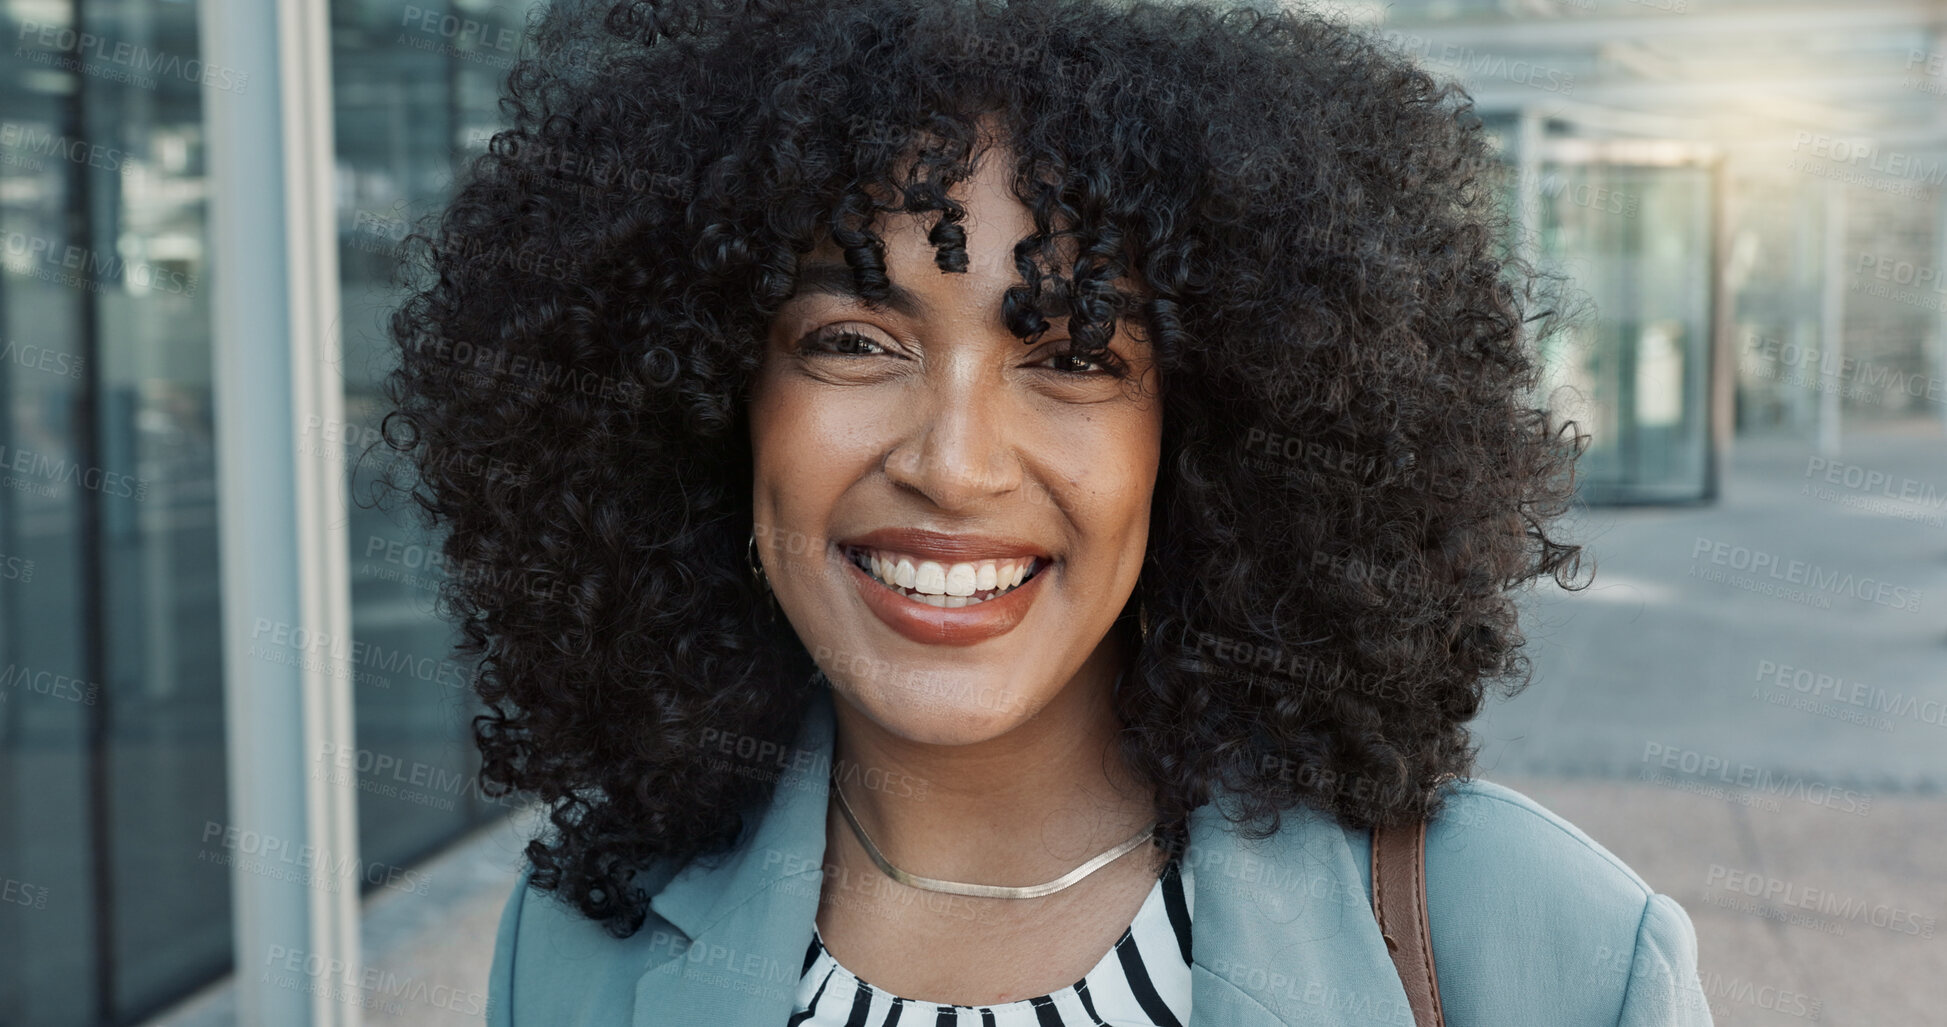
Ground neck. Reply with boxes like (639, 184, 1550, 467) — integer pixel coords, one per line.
(823, 640, 1161, 894)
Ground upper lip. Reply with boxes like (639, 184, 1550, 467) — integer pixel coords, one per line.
(837, 527, 1052, 563)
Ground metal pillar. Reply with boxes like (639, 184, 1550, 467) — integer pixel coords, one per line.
(199, 0, 361, 1022)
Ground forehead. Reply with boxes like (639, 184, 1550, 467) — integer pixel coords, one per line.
(801, 144, 1042, 290)
(785, 146, 1145, 319)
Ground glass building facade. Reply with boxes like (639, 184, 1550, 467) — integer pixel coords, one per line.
(1, 1, 530, 1023)
(0, 0, 1941, 1023)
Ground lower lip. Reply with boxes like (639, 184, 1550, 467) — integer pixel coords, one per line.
(840, 547, 1049, 647)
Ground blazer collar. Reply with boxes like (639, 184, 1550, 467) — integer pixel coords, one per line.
(635, 684, 1413, 1026)
(645, 688, 837, 942)
(1180, 792, 1417, 1025)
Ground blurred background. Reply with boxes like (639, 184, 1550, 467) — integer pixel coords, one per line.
(1, 0, 1942, 1023)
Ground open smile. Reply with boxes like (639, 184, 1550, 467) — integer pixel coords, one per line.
(836, 542, 1052, 647)
(841, 546, 1045, 608)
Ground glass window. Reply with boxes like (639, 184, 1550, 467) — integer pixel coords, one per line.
(331, 0, 532, 879)
(0, 0, 531, 1020)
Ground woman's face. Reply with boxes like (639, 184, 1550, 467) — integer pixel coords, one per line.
(748, 143, 1163, 747)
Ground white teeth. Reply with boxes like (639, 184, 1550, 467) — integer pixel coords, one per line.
(849, 546, 1042, 605)
(915, 561, 948, 594)
(944, 563, 977, 597)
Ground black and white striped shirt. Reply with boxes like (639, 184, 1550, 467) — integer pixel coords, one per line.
(788, 858, 1194, 1026)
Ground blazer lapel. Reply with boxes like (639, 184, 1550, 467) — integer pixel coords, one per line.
(1185, 797, 1415, 1026)
(633, 689, 835, 1027)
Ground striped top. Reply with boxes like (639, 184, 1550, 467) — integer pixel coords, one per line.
(788, 857, 1194, 1027)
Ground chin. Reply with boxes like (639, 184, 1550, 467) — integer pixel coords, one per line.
(832, 672, 1045, 746)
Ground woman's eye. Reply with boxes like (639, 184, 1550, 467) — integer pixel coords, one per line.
(798, 327, 889, 357)
(796, 327, 1126, 379)
(1040, 348, 1127, 378)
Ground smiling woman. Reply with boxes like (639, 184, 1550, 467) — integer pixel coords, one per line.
(377, 0, 1710, 1025)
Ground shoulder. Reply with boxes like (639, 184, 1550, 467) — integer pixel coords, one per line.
(487, 862, 685, 1027)
(1423, 776, 1652, 901)
(1417, 778, 1712, 1025)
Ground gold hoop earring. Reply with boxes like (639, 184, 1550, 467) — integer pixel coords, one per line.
(1138, 599, 1150, 645)
(747, 532, 777, 623)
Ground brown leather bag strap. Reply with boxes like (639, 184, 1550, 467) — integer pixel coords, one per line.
(1371, 821, 1446, 1027)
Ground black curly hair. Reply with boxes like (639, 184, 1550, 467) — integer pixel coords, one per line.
(378, 0, 1593, 939)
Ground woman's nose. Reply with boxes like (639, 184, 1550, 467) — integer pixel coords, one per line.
(880, 366, 1025, 511)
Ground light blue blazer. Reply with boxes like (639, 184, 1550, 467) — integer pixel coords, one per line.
(487, 685, 1712, 1025)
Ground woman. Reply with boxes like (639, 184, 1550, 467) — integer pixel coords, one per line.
(381, 0, 1711, 1024)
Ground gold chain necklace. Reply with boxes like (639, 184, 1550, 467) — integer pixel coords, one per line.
(829, 771, 1157, 900)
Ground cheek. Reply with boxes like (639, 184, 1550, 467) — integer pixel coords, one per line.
(748, 378, 881, 569)
(1065, 410, 1162, 544)
(754, 386, 883, 489)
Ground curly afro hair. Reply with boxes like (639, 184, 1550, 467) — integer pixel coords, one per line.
(379, 0, 1593, 938)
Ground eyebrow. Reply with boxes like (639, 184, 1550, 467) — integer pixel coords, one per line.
(786, 260, 1077, 321)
